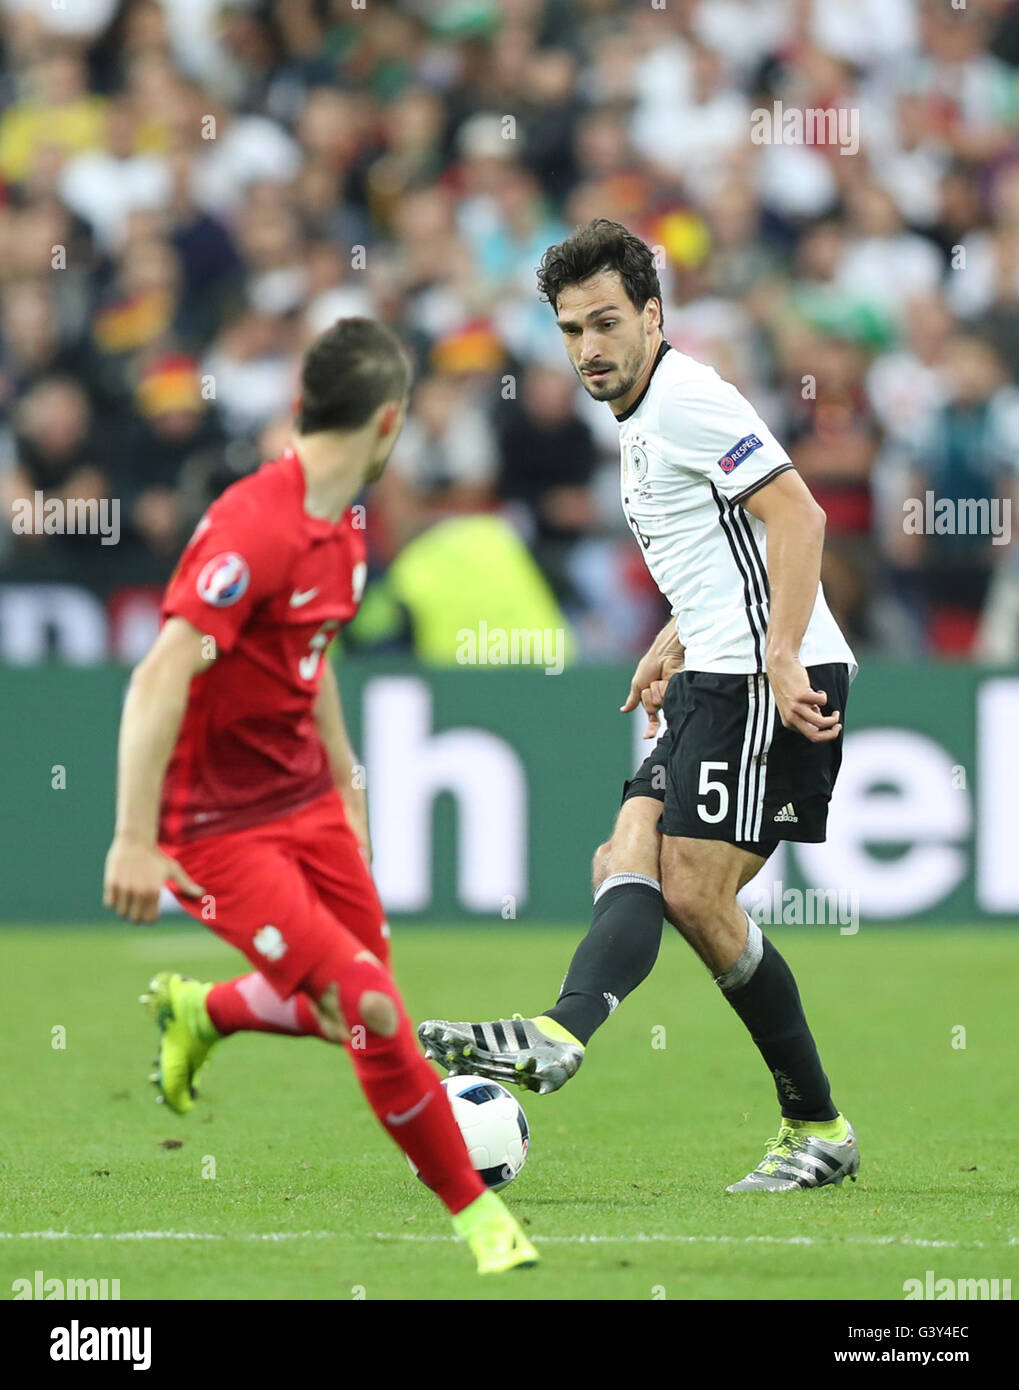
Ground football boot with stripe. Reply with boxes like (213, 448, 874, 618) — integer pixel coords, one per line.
(418, 1015, 584, 1095)
(726, 1115, 860, 1192)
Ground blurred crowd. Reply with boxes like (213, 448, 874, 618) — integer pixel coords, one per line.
(2, 0, 1019, 663)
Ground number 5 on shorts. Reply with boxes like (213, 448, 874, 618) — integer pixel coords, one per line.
(697, 760, 729, 824)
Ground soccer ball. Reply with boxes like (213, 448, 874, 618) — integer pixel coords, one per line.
(409, 1075, 530, 1191)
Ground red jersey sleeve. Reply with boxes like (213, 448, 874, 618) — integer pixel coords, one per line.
(163, 491, 293, 654)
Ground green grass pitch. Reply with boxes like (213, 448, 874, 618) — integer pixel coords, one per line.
(1, 923, 1015, 1301)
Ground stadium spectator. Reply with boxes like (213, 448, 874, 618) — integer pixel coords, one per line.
(57, 96, 170, 252)
(115, 350, 226, 552)
(0, 281, 89, 406)
(1, 0, 1017, 663)
(3, 376, 112, 588)
(905, 335, 1019, 653)
(387, 373, 496, 529)
(495, 365, 598, 608)
(0, 42, 107, 183)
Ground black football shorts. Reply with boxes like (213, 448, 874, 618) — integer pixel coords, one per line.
(621, 663, 850, 859)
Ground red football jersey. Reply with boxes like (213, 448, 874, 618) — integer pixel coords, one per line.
(158, 449, 366, 843)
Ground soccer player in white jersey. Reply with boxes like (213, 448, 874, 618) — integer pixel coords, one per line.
(421, 220, 859, 1192)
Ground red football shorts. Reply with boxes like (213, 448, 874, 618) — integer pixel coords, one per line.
(160, 790, 389, 998)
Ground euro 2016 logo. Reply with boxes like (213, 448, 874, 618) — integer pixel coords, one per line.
(197, 552, 250, 607)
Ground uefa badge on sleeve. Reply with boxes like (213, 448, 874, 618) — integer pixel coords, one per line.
(717, 434, 763, 475)
(197, 552, 250, 607)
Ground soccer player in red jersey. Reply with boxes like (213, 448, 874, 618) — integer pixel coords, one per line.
(102, 318, 537, 1275)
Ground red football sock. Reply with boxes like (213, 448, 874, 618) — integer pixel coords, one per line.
(206, 973, 326, 1040)
(306, 955, 485, 1215)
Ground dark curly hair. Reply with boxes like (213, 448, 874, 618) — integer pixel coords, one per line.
(537, 219, 664, 328)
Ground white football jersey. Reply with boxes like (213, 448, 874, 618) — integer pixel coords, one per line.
(617, 343, 857, 677)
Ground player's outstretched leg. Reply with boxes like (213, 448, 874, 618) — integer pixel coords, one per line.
(306, 947, 538, 1275)
(204, 972, 329, 1038)
(141, 971, 336, 1112)
(660, 836, 860, 1193)
(419, 797, 664, 1094)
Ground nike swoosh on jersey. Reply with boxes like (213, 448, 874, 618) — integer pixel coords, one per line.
(289, 587, 319, 607)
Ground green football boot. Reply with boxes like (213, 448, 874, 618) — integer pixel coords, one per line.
(141, 972, 220, 1115)
(452, 1191, 539, 1274)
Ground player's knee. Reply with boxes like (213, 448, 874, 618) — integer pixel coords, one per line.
(358, 989, 399, 1038)
(591, 841, 613, 891)
(310, 983, 350, 1044)
(665, 878, 720, 935)
(312, 953, 402, 1041)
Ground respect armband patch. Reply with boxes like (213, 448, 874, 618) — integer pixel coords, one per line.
(717, 434, 763, 474)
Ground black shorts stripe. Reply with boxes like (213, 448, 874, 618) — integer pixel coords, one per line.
(736, 675, 759, 841)
(747, 675, 766, 841)
(748, 676, 775, 842)
(758, 682, 776, 840)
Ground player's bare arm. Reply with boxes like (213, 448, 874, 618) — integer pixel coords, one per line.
(744, 470, 842, 744)
(103, 617, 211, 923)
(621, 618, 686, 739)
(315, 655, 371, 861)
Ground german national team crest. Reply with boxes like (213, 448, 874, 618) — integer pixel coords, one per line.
(197, 552, 250, 607)
(629, 444, 649, 482)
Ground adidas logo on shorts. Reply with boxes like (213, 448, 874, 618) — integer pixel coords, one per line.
(773, 802, 798, 824)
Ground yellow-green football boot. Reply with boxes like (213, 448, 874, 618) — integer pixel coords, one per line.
(452, 1190, 539, 1274)
(140, 972, 220, 1115)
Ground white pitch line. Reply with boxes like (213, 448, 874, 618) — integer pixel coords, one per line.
(0, 1231, 1015, 1251)
(0, 1231, 329, 1243)
(372, 1233, 1017, 1251)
